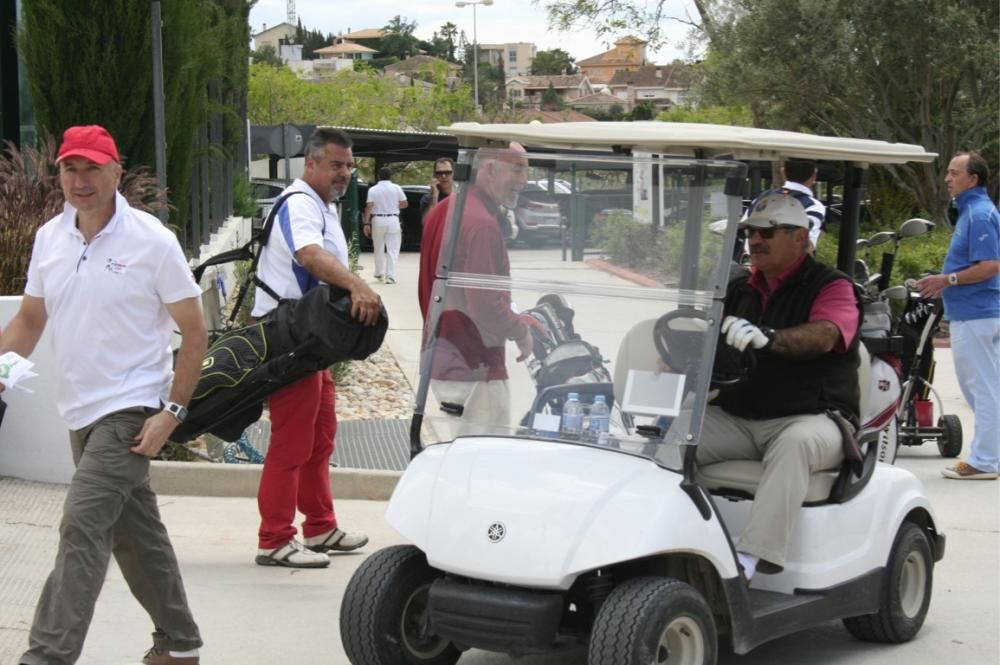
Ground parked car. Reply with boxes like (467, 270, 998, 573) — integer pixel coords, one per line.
(511, 182, 565, 245)
(250, 178, 286, 219)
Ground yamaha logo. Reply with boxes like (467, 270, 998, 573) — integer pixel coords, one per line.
(487, 522, 506, 543)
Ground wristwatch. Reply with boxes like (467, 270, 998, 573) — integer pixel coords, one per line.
(947, 273, 959, 286)
(759, 326, 777, 351)
(163, 401, 189, 423)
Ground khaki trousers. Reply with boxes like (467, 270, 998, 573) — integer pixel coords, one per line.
(21, 407, 201, 665)
(696, 406, 843, 571)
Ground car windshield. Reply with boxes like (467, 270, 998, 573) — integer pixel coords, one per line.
(416, 149, 745, 471)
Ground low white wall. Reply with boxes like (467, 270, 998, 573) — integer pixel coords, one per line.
(0, 215, 251, 484)
(0, 296, 75, 483)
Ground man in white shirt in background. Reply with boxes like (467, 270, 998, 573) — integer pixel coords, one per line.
(745, 159, 827, 252)
(363, 166, 408, 284)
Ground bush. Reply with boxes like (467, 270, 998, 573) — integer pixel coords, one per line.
(590, 210, 659, 269)
(232, 174, 257, 218)
(0, 138, 168, 296)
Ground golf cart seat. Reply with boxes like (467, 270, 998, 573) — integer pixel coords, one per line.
(698, 343, 876, 505)
(612, 318, 660, 401)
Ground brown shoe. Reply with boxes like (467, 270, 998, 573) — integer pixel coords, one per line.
(142, 647, 200, 665)
(942, 461, 998, 480)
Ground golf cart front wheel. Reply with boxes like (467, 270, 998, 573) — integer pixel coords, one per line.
(843, 522, 933, 643)
(589, 577, 718, 665)
(340, 545, 460, 665)
(936, 415, 963, 457)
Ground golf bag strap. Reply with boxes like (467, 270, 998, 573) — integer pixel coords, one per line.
(226, 190, 309, 328)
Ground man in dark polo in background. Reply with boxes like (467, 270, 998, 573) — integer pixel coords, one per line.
(698, 191, 861, 581)
(420, 157, 456, 220)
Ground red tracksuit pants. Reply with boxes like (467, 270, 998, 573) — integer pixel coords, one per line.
(257, 370, 338, 549)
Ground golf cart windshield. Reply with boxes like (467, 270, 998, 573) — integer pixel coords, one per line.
(415, 148, 746, 471)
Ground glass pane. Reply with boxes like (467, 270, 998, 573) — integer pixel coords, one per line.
(416, 148, 745, 470)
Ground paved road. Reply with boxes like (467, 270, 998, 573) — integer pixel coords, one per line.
(1, 251, 996, 664)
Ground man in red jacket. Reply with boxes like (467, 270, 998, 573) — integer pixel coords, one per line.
(418, 144, 538, 426)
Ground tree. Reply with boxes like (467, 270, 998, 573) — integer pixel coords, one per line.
(379, 15, 421, 60)
(18, 0, 251, 232)
(541, 0, 1000, 223)
(293, 20, 333, 60)
(252, 44, 284, 67)
(248, 62, 474, 130)
(530, 48, 576, 75)
(540, 83, 565, 110)
(627, 101, 655, 120)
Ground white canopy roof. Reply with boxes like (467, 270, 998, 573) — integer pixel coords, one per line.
(440, 121, 937, 165)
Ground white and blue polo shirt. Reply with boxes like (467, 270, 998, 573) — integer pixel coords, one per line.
(252, 179, 349, 318)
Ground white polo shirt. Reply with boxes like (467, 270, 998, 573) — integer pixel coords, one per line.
(24, 191, 202, 429)
(366, 180, 406, 225)
(252, 179, 348, 317)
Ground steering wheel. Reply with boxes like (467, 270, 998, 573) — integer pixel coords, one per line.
(653, 309, 755, 388)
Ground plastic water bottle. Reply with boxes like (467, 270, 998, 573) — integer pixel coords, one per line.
(589, 395, 610, 443)
(561, 393, 584, 437)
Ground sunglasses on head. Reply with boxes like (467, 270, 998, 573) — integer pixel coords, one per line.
(745, 225, 799, 239)
(434, 170, 453, 177)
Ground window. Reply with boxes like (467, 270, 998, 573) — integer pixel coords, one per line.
(509, 49, 517, 63)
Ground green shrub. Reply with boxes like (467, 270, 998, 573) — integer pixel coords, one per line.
(590, 211, 659, 269)
(232, 174, 257, 218)
(659, 220, 725, 286)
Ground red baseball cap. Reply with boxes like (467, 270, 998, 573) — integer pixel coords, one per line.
(56, 125, 120, 165)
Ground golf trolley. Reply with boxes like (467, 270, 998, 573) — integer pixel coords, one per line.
(340, 124, 946, 665)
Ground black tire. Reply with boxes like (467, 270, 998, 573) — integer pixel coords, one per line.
(589, 577, 717, 665)
(936, 414, 963, 458)
(340, 545, 460, 665)
(843, 522, 933, 643)
(876, 418, 899, 465)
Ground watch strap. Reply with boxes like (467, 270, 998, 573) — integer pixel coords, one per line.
(164, 401, 188, 423)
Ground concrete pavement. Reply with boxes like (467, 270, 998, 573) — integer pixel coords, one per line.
(1, 250, 997, 665)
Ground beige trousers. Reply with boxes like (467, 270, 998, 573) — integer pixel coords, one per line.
(696, 406, 843, 571)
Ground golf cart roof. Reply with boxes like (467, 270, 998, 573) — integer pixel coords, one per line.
(441, 122, 937, 166)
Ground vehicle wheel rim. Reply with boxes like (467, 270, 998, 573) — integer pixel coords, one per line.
(400, 582, 450, 659)
(655, 615, 705, 665)
(899, 549, 928, 618)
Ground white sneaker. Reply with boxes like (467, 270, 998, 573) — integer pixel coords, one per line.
(255, 539, 330, 568)
(305, 528, 369, 553)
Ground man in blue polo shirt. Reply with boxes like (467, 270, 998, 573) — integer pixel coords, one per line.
(917, 150, 1000, 480)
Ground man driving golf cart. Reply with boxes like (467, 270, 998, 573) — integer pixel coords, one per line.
(698, 191, 862, 580)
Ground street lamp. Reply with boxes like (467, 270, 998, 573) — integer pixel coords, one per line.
(455, 0, 493, 113)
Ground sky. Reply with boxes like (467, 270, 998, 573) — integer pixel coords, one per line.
(250, 0, 702, 65)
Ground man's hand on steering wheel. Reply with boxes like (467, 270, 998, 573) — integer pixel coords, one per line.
(721, 316, 775, 353)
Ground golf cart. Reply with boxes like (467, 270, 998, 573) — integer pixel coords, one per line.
(340, 123, 946, 665)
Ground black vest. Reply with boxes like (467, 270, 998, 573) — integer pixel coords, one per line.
(715, 257, 861, 422)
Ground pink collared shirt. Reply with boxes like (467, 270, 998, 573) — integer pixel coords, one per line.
(747, 255, 858, 351)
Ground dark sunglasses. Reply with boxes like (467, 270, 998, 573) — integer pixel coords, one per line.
(745, 225, 799, 239)
(434, 170, 454, 177)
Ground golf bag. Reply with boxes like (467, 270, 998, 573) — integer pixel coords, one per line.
(172, 192, 388, 443)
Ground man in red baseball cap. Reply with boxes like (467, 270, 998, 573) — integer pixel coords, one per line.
(2, 124, 207, 665)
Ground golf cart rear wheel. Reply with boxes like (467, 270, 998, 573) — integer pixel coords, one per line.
(843, 522, 933, 643)
(340, 545, 460, 665)
(589, 577, 717, 665)
(936, 415, 963, 458)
